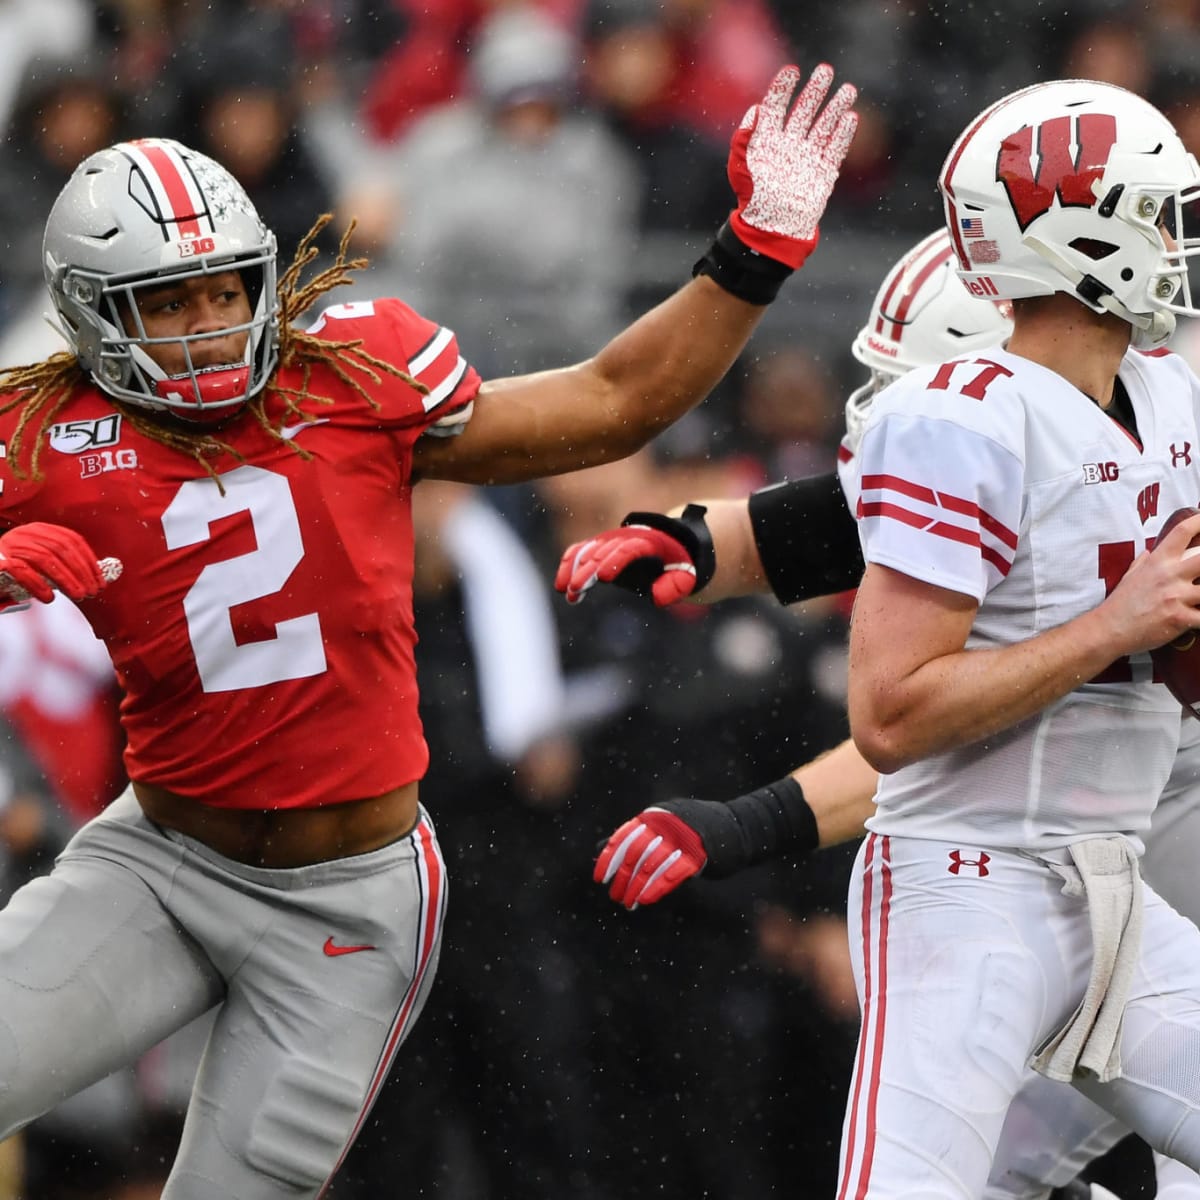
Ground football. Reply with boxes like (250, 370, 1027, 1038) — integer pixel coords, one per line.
(1149, 505, 1200, 718)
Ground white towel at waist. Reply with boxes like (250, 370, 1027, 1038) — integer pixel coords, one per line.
(1030, 836, 1143, 1084)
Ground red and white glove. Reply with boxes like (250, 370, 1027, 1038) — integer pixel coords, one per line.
(728, 63, 858, 269)
(0, 523, 120, 608)
(554, 505, 715, 608)
(556, 526, 696, 607)
(594, 808, 709, 910)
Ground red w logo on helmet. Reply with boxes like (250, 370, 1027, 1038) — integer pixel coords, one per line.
(997, 114, 1118, 231)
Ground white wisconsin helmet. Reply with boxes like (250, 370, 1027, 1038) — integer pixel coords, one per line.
(844, 229, 1013, 451)
(42, 138, 279, 420)
(938, 79, 1200, 349)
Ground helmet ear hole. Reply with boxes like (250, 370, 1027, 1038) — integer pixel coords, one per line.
(1069, 237, 1119, 260)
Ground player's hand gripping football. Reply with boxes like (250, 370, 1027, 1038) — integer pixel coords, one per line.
(728, 63, 859, 268)
(555, 507, 712, 608)
(0, 523, 122, 608)
(1099, 508, 1200, 659)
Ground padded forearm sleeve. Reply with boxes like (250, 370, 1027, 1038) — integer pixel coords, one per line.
(661, 776, 819, 878)
(747, 473, 863, 605)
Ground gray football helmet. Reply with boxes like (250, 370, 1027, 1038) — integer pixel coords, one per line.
(43, 138, 279, 420)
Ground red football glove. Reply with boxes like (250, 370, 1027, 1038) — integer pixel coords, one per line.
(555, 505, 715, 608)
(555, 525, 697, 608)
(0, 523, 112, 607)
(594, 808, 709, 910)
(727, 63, 858, 269)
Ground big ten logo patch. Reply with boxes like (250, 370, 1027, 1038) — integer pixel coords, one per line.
(80, 448, 138, 478)
(48, 415, 138, 478)
(1083, 462, 1119, 485)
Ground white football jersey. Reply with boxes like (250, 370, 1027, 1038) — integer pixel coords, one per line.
(849, 345, 1200, 851)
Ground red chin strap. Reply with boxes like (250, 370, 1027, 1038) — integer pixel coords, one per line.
(154, 365, 251, 420)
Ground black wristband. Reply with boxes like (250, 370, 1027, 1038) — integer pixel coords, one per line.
(657, 776, 818, 880)
(748, 473, 864, 605)
(692, 220, 794, 305)
(617, 503, 717, 596)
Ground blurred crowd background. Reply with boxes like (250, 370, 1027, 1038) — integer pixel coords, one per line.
(0, 0, 1196, 1196)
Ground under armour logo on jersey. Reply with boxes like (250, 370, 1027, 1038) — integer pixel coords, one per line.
(1172, 442, 1193, 468)
(948, 849, 990, 877)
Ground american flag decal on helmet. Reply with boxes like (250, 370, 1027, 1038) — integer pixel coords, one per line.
(120, 140, 214, 243)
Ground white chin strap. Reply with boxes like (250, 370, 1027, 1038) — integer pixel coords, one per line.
(1024, 234, 1175, 350)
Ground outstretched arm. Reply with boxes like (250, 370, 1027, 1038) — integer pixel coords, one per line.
(555, 471, 864, 606)
(413, 64, 858, 485)
(594, 737, 879, 910)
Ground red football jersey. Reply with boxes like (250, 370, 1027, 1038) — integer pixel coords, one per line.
(0, 298, 481, 809)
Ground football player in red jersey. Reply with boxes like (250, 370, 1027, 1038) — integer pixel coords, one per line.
(0, 65, 857, 1198)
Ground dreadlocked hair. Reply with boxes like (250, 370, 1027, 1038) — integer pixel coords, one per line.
(0, 214, 428, 489)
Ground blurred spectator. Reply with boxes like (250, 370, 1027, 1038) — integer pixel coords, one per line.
(754, 840, 861, 1197)
(535, 451, 853, 1197)
(357, 0, 581, 145)
(1059, 13, 1153, 93)
(0, 713, 148, 1200)
(0, 0, 94, 137)
(581, 3, 730, 237)
(732, 343, 843, 482)
(0, 60, 125, 329)
(344, 5, 639, 376)
(584, 0, 784, 143)
(0, 714, 71, 898)
(174, 16, 340, 265)
(0, 597, 124, 824)
(334, 481, 601, 1199)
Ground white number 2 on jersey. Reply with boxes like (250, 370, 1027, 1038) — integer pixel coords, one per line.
(161, 465, 327, 692)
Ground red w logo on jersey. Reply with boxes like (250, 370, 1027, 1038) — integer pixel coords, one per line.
(997, 114, 1118, 231)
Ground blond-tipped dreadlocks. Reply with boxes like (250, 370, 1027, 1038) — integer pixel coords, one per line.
(0, 216, 427, 486)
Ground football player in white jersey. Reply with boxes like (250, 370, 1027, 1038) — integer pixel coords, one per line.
(559, 230, 1200, 1200)
(558, 78, 1200, 1199)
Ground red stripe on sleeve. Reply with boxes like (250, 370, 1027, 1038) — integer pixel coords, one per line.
(858, 501, 1013, 575)
(861, 473, 1018, 548)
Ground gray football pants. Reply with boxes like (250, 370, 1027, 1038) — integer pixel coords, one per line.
(0, 788, 447, 1198)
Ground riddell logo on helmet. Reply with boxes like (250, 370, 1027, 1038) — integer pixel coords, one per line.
(864, 335, 898, 358)
(997, 114, 1118, 230)
(965, 277, 1000, 297)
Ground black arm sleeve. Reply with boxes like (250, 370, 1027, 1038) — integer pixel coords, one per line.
(747, 472, 864, 605)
